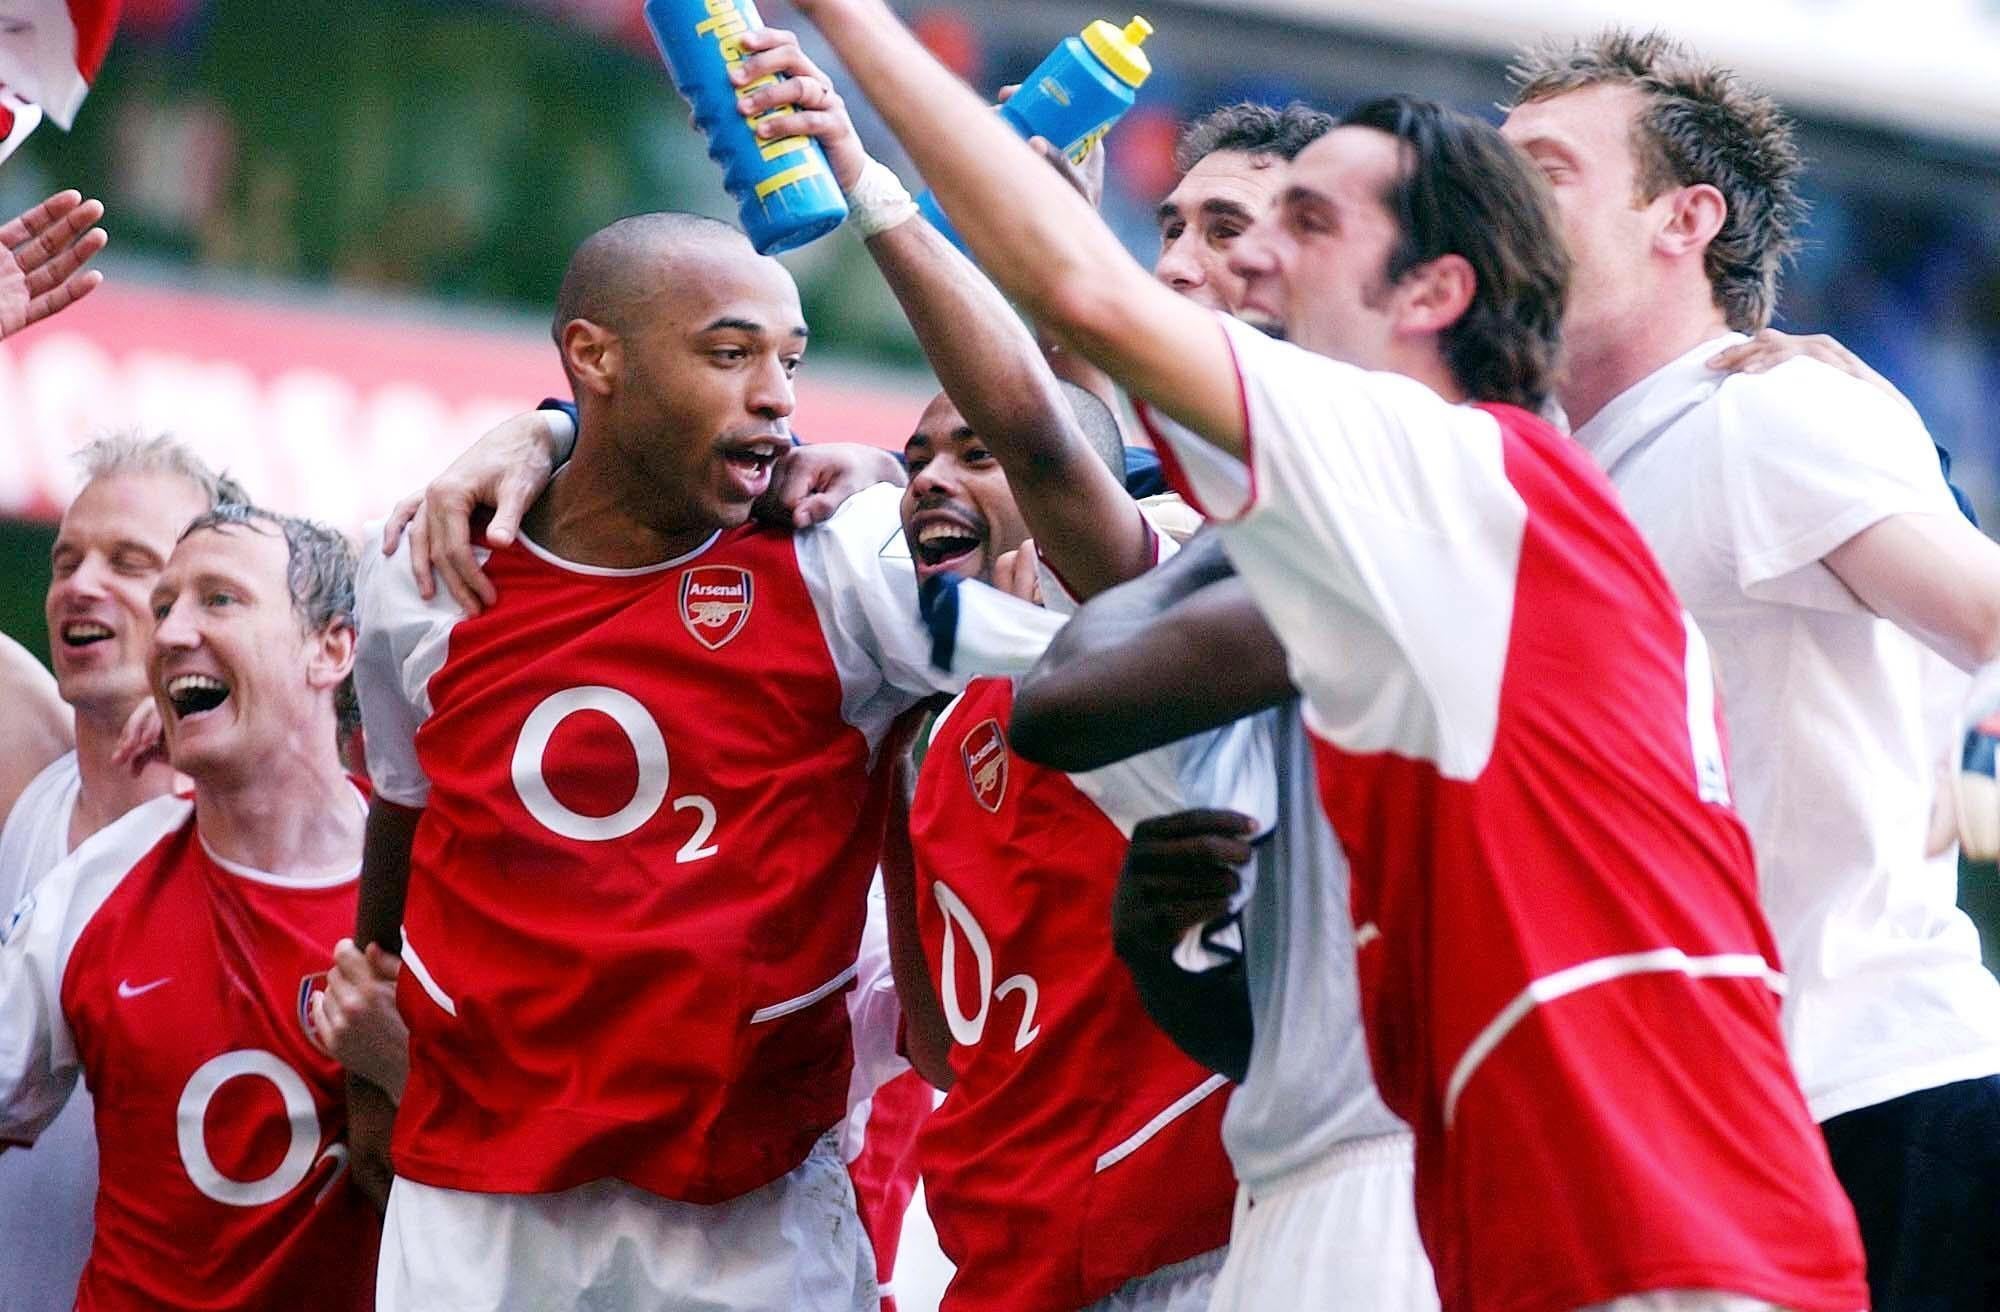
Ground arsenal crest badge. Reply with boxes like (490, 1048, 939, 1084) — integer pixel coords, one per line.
(961, 718, 1009, 814)
(679, 566, 754, 650)
(297, 971, 327, 1040)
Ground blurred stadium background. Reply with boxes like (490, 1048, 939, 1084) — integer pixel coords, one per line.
(2, 0, 1997, 943)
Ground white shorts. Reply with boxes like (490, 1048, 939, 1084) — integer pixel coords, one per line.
(1208, 1131, 1438, 1312)
(377, 1131, 877, 1312)
(1082, 1245, 1227, 1312)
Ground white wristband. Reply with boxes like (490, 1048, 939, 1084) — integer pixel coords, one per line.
(843, 159, 918, 239)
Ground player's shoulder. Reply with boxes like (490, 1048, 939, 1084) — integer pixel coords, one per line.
(1713, 354, 1929, 451)
(792, 480, 910, 570)
(817, 480, 906, 535)
(59, 794, 193, 887)
(2, 794, 192, 952)
(1475, 400, 1571, 454)
(354, 525, 476, 640)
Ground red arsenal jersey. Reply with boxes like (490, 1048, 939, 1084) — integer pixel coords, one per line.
(0, 792, 377, 1312)
(1141, 314, 1868, 1312)
(911, 678, 1235, 1312)
(353, 484, 1060, 1204)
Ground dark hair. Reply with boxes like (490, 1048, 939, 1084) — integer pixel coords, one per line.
(1056, 381, 1127, 481)
(179, 503, 360, 733)
(1339, 95, 1569, 411)
(1174, 101, 1335, 173)
(1509, 29, 1803, 332)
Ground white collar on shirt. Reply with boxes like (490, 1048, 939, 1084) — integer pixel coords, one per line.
(1573, 333, 1745, 475)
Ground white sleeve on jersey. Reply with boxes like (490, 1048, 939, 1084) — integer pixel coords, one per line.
(795, 482, 1068, 706)
(1714, 361, 1963, 610)
(1135, 313, 1527, 782)
(352, 534, 467, 808)
(0, 795, 189, 1143)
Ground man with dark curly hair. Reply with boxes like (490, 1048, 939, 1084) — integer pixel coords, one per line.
(1505, 32, 2000, 1310)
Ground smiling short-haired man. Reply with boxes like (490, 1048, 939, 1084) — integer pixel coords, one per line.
(0, 434, 245, 1312)
(0, 505, 378, 1311)
(349, 206, 1064, 1311)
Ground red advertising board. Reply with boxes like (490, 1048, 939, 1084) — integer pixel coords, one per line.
(0, 279, 924, 526)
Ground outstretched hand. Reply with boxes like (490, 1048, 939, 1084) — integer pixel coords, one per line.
(0, 190, 107, 340)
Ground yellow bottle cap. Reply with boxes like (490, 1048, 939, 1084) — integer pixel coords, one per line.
(1081, 15, 1154, 89)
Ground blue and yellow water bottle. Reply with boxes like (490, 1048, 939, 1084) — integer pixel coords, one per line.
(643, 0, 849, 255)
(917, 15, 1156, 249)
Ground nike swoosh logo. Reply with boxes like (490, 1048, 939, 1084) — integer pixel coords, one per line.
(116, 977, 171, 999)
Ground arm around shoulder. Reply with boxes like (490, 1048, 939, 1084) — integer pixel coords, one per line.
(1012, 545, 1293, 771)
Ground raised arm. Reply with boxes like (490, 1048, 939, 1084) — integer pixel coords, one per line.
(731, 27, 1150, 595)
(0, 190, 107, 341)
(1010, 533, 1294, 770)
(793, 0, 1244, 456)
(0, 633, 73, 823)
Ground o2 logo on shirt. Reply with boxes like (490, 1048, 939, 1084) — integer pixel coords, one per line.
(176, 1050, 347, 1207)
(679, 566, 754, 651)
(932, 881, 1041, 1053)
(511, 686, 721, 861)
(961, 719, 1009, 814)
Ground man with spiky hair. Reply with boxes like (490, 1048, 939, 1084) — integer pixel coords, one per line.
(0, 433, 244, 1312)
(1503, 33, 2000, 1307)
(0, 504, 380, 1310)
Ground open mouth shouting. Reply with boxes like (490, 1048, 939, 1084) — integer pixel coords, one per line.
(716, 434, 786, 502)
(164, 672, 231, 721)
(908, 509, 988, 584)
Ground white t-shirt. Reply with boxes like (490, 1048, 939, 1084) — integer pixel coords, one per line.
(0, 750, 96, 1312)
(1574, 333, 2000, 1121)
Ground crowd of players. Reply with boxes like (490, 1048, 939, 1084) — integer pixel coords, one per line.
(2, 5, 1999, 1311)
